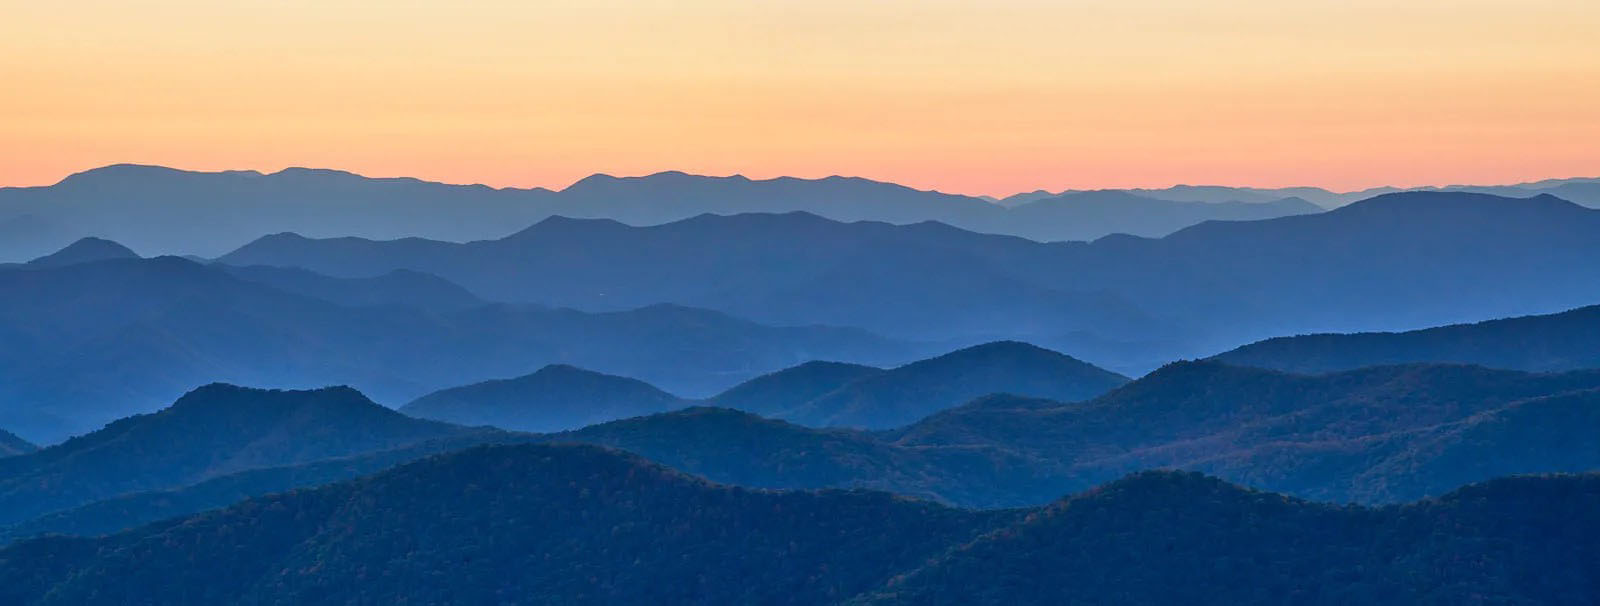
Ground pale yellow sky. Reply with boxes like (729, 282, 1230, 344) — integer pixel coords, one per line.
(2, 0, 1597, 195)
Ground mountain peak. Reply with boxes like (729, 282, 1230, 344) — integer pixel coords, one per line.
(27, 237, 140, 267)
(164, 383, 377, 417)
(401, 365, 685, 433)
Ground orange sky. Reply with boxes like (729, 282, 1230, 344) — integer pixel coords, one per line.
(2, 0, 1597, 196)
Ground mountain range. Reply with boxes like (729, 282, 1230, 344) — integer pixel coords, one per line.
(3, 443, 1594, 605)
(5, 162, 1600, 603)
(0, 384, 474, 527)
(404, 342, 1128, 432)
(0, 254, 915, 443)
(712, 341, 1129, 428)
(219, 191, 1600, 371)
(1001, 176, 1600, 208)
(9, 165, 1599, 263)
(0, 164, 1328, 261)
(5, 355, 1597, 543)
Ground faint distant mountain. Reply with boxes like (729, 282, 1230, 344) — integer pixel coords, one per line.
(220, 191, 1600, 370)
(0, 383, 471, 527)
(402, 364, 688, 432)
(221, 212, 1168, 346)
(0, 164, 1336, 263)
(25, 237, 138, 267)
(0, 256, 917, 442)
(991, 189, 1057, 207)
(0, 164, 558, 259)
(853, 472, 1600, 606)
(740, 341, 1130, 429)
(0, 214, 74, 263)
(0, 443, 1019, 605)
(0, 430, 34, 457)
(1211, 303, 1600, 374)
(218, 264, 484, 311)
(550, 171, 995, 227)
(9, 164, 1599, 261)
(1000, 192, 1322, 241)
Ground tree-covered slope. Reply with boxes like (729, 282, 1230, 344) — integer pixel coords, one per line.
(0, 443, 1018, 606)
(2, 447, 1595, 605)
(855, 472, 1600, 606)
(0, 384, 470, 526)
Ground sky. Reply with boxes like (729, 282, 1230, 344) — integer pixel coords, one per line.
(2, 0, 1597, 197)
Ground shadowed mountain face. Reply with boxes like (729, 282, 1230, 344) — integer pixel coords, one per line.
(715, 341, 1130, 429)
(401, 364, 688, 432)
(893, 361, 1600, 503)
(0, 443, 1021, 606)
(2, 445, 1595, 605)
(852, 472, 1600, 606)
(560, 361, 1600, 507)
(0, 164, 1331, 261)
(0, 384, 472, 527)
(1211, 303, 1600, 374)
(547, 407, 1054, 507)
(219, 191, 1600, 371)
(0, 256, 917, 443)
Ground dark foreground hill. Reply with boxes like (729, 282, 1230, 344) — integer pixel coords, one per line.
(401, 364, 688, 432)
(0, 444, 1019, 606)
(853, 472, 1600, 606)
(0, 384, 472, 527)
(713, 341, 1129, 428)
(2, 444, 1595, 605)
(1212, 303, 1600, 374)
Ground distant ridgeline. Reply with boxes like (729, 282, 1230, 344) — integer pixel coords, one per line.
(5, 164, 1598, 262)
(215, 190, 1600, 372)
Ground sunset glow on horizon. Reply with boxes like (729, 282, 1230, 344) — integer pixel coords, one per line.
(3, 0, 1598, 196)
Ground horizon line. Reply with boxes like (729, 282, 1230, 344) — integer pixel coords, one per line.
(10, 162, 1600, 201)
